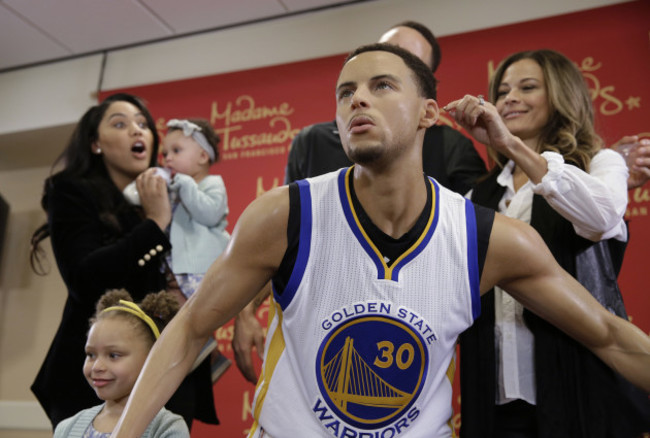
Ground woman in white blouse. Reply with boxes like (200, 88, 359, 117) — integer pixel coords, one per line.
(445, 49, 649, 438)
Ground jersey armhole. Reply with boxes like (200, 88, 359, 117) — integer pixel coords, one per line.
(466, 201, 495, 320)
(273, 181, 312, 309)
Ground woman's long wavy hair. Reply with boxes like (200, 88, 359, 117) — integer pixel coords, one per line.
(29, 93, 160, 274)
(488, 49, 602, 171)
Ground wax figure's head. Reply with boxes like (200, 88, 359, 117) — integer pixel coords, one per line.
(379, 21, 441, 74)
(489, 49, 600, 169)
(84, 289, 178, 406)
(163, 118, 220, 180)
(335, 43, 438, 166)
(61, 93, 160, 190)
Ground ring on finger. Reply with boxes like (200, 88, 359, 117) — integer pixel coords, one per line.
(477, 95, 485, 106)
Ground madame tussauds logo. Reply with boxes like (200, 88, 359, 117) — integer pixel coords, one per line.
(211, 95, 300, 157)
(314, 315, 428, 434)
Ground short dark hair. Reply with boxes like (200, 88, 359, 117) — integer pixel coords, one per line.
(344, 43, 437, 100)
(390, 21, 441, 73)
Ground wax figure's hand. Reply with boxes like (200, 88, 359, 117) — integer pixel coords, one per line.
(137, 167, 172, 230)
(443, 94, 515, 155)
(232, 303, 265, 384)
(611, 135, 650, 189)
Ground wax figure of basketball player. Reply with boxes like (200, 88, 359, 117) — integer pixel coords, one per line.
(112, 44, 650, 438)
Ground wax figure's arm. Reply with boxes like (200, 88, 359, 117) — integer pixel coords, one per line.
(611, 135, 650, 189)
(232, 282, 272, 383)
(170, 174, 228, 226)
(481, 213, 650, 393)
(113, 187, 289, 438)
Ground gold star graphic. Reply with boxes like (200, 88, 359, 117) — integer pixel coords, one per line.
(626, 96, 641, 110)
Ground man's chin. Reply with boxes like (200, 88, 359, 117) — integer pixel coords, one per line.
(347, 145, 384, 165)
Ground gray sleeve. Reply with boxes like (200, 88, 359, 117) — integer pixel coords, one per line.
(171, 174, 228, 227)
(148, 408, 190, 438)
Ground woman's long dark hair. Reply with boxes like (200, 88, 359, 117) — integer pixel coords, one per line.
(30, 93, 160, 274)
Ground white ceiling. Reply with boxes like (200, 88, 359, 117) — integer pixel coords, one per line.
(0, 0, 370, 72)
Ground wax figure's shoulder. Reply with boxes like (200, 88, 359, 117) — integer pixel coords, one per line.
(488, 212, 541, 251)
(479, 211, 549, 292)
(238, 185, 290, 232)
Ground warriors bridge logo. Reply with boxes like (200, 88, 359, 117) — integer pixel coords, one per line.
(315, 315, 429, 432)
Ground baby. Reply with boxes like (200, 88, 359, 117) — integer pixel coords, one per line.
(162, 118, 230, 300)
(162, 118, 231, 381)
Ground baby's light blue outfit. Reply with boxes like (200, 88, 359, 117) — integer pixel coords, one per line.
(168, 173, 230, 298)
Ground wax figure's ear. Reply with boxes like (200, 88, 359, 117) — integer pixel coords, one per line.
(419, 98, 439, 129)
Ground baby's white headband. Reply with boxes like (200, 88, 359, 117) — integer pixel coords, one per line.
(166, 119, 215, 163)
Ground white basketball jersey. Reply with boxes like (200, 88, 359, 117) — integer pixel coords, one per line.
(248, 168, 481, 438)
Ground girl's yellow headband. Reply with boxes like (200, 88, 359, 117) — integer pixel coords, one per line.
(101, 299, 160, 339)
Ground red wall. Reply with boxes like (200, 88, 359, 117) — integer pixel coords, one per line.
(102, 1, 650, 435)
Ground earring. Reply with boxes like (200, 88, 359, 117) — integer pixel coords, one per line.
(95, 148, 102, 154)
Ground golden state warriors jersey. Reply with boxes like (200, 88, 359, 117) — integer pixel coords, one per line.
(249, 168, 481, 438)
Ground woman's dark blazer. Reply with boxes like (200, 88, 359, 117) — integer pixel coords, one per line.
(31, 175, 217, 428)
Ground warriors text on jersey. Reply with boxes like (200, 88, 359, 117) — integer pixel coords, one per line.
(249, 168, 486, 438)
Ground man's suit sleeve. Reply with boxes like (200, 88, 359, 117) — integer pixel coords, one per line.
(442, 127, 487, 195)
(285, 129, 308, 184)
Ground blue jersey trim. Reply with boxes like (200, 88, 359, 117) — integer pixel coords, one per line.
(465, 200, 481, 320)
(276, 179, 313, 310)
